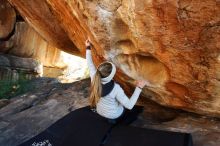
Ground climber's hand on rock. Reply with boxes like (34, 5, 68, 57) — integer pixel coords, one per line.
(136, 80, 148, 89)
(85, 38, 91, 47)
(136, 80, 146, 88)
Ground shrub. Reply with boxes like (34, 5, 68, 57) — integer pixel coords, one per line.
(0, 71, 33, 99)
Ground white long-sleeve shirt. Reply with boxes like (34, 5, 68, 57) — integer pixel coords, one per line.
(86, 49, 142, 119)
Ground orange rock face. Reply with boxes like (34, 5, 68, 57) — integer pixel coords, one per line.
(7, 0, 80, 56)
(0, 0, 16, 39)
(9, 0, 220, 117)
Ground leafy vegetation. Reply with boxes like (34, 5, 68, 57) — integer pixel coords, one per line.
(0, 71, 34, 99)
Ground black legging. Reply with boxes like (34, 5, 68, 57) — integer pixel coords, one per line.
(107, 105, 144, 125)
(100, 105, 144, 145)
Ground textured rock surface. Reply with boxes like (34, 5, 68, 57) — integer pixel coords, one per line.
(8, 0, 220, 117)
(0, 0, 16, 39)
(0, 22, 66, 69)
(0, 99, 10, 109)
(0, 21, 68, 80)
(0, 78, 220, 146)
(0, 54, 40, 71)
(0, 54, 41, 81)
(0, 78, 89, 146)
(7, 0, 80, 56)
(0, 1, 64, 69)
(75, 0, 220, 117)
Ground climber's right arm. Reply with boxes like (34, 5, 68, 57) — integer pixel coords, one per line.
(86, 40, 96, 81)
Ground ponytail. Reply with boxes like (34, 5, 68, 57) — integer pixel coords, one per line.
(89, 70, 102, 108)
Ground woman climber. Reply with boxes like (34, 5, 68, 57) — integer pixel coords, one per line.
(85, 39, 148, 124)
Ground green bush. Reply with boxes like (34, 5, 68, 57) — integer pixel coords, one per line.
(0, 71, 33, 99)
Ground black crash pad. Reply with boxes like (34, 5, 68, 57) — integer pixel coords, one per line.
(104, 125, 193, 146)
(19, 106, 193, 146)
(19, 106, 113, 146)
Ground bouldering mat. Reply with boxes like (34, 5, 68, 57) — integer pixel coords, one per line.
(18, 106, 193, 146)
(19, 106, 113, 146)
(104, 125, 193, 146)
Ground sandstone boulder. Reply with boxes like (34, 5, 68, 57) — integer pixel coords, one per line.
(0, 99, 10, 109)
(0, 0, 16, 39)
(0, 22, 67, 69)
(8, 0, 220, 117)
(0, 54, 41, 81)
(0, 78, 220, 146)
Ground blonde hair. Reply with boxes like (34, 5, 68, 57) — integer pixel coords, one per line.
(89, 62, 112, 108)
